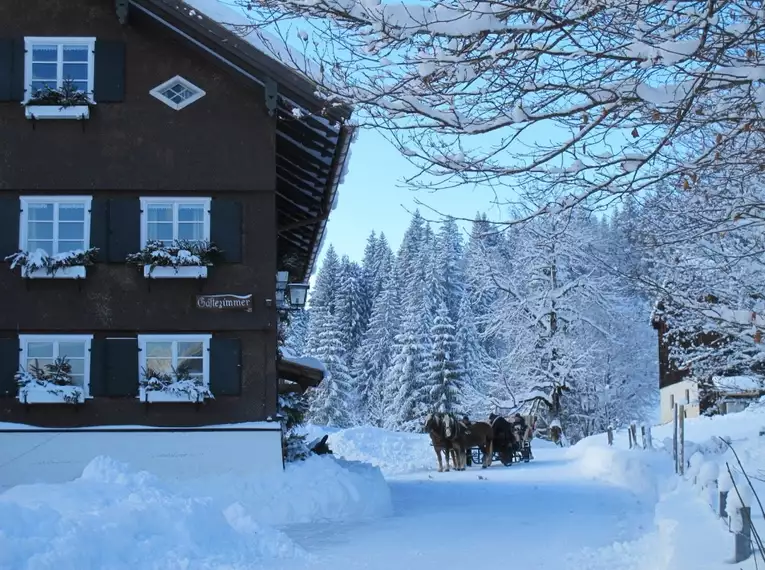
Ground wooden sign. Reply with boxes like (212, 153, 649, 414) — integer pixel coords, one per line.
(196, 294, 252, 312)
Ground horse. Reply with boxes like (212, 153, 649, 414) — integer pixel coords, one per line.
(424, 412, 459, 472)
(489, 413, 519, 466)
(453, 416, 494, 469)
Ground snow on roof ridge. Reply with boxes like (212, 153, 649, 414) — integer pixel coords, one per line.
(181, 0, 326, 88)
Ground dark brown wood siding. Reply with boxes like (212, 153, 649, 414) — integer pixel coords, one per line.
(0, 0, 276, 191)
(0, 330, 279, 427)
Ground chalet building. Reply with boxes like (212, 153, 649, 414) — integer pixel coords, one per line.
(0, 0, 352, 487)
(652, 302, 765, 424)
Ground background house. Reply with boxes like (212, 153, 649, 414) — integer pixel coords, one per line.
(0, 0, 353, 488)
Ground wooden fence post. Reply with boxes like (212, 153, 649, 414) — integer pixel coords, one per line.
(630, 423, 637, 449)
(678, 404, 685, 476)
(719, 489, 728, 518)
(673, 404, 679, 473)
(641, 425, 647, 449)
(733, 506, 752, 563)
(628, 426, 633, 448)
(607, 426, 613, 446)
(645, 425, 653, 449)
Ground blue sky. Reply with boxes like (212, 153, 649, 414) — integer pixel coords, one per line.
(317, 128, 507, 269)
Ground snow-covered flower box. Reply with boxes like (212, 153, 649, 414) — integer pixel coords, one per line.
(25, 105, 90, 120)
(15, 359, 84, 405)
(139, 369, 213, 404)
(24, 80, 92, 121)
(127, 240, 222, 279)
(143, 265, 208, 279)
(6, 248, 98, 279)
(18, 382, 85, 404)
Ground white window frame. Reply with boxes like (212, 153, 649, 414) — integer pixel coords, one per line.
(19, 196, 93, 279)
(149, 75, 206, 111)
(23, 36, 96, 103)
(137, 334, 212, 398)
(19, 334, 94, 399)
(139, 197, 211, 248)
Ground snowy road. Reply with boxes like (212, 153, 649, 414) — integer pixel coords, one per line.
(257, 446, 656, 570)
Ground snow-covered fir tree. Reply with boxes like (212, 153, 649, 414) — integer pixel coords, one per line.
(425, 302, 463, 413)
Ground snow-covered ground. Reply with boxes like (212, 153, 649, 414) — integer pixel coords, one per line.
(4, 407, 765, 569)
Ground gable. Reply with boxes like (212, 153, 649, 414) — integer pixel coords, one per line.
(130, 0, 355, 282)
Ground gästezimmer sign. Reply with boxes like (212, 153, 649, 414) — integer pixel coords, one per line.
(196, 294, 253, 312)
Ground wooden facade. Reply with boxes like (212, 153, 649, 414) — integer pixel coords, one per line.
(0, 0, 351, 428)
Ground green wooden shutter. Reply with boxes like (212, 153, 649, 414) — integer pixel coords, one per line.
(105, 338, 139, 397)
(108, 198, 140, 262)
(0, 337, 19, 398)
(89, 197, 109, 260)
(210, 200, 243, 262)
(0, 38, 25, 102)
(93, 40, 126, 102)
(209, 337, 242, 396)
(0, 196, 20, 257)
(89, 338, 107, 397)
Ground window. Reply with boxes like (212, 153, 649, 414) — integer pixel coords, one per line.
(24, 37, 96, 100)
(20, 196, 92, 255)
(685, 389, 690, 404)
(149, 76, 206, 110)
(19, 334, 93, 396)
(669, 394, 675, 409)
(140, 197, 210, 247)
(138, 334, 211, 386)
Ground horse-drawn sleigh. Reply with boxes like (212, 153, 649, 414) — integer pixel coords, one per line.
(424, 410, 536, 472)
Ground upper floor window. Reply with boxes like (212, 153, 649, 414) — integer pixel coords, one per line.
(20, 196, 92, 255)
(140, 197, 211, 247)
(24, 37, 96, 100)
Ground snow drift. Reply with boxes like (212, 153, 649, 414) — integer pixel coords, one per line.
(0, 454, 391, 570)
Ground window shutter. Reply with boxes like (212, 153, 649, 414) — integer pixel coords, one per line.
(107, 198, 140, 262)
(90, 197, 109, 260)
(93, 40, 126, 103)
(210, 200, 243, 262)
(0, 39, 24, 102)
(209, 337, 241, 396)
(0, 196, 20, 257)
(0, 338, 19, 398)
(89, 338, 107, 397)
(105, 338, 139, 397)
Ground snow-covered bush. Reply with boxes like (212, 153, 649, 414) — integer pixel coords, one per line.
(140, 365, 213, 401)
(26, 78, 91, 108)
(15, 357, 84, 404)
(126, 239, 222, 274)
(6, 247, 99, 277)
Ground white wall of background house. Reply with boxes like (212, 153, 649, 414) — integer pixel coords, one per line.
(660, 379, 700, 424)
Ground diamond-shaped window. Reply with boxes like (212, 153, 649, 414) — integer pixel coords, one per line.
(149, 76, 205, 110)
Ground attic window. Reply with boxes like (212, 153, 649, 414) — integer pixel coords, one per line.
(149, 76, 205, 110)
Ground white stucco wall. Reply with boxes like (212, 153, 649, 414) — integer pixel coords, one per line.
(660, 380, 700, 424)
(0, 423, 283, 490)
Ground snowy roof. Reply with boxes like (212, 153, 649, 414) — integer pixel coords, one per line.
(131, 0, 356, 281)
(712, 376, 764, 393)
(278, 348, 326, 391)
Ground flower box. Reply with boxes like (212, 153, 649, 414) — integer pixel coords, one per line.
(143, 265, 208, 279)
(18, 385, 85, 405)
(139, 387, 208, 403)
(23, 265, 87, 279)
(25, 105, 90, 120)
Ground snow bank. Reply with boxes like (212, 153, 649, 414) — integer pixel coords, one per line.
(182, 454, 392, 525)
(304, 425, 434, 476)
(0, 456, 305, 570)
(0, 454, 392, 569)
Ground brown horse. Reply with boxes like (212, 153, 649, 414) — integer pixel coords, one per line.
(453, 417, 494, 469)
(489, 413, 519, 466)
(424, 412, 458, 472)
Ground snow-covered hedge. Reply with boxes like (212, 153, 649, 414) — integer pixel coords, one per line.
(0, 454, 392, 569)
(302, 424, 435, 476)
